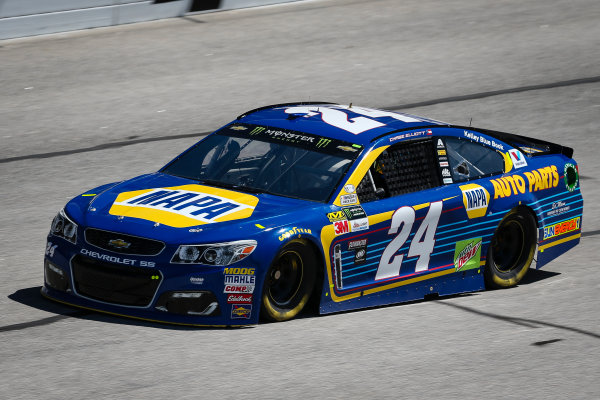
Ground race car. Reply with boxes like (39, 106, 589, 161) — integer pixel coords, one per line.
(42, 102, 583, 326)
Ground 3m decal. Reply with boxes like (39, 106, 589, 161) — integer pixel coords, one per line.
(109, 184, 258, 228)
(333, 220, 350, 236)
(453, 238, 482, 271)
(463, 131, 505, 150)
(508, 149, 528, 168)
(460, 184, 490, 219)
(224, 284, 255, 294)
(227, 294, 253, 304)
(376, 201, 443, 280)
(490, 165, 559, 199)
(231, 304, 252, 319)
(543, 217, 580, 240)
(284, 105, 421, 134)
(439, 161, 449, 167)
(278, 227, 312, 241)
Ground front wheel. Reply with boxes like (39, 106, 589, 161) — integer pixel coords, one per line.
(261, 242, 316, 322)
(484, 208, 537, 289)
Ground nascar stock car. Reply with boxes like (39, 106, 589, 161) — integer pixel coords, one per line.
(42, 102, 583, 326)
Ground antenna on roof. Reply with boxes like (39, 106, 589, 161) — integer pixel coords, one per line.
(349, 102, 353, 108)
(469, 117, 473, 127)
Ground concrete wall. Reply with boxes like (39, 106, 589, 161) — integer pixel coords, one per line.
(0, 0, 302, 40)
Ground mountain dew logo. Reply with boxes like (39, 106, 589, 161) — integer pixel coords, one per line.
(453, 238, 482, 271)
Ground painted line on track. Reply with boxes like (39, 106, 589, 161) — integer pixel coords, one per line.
(1, 76, 599, 165)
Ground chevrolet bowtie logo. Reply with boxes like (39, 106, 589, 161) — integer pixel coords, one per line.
(108, 238, 131, 249)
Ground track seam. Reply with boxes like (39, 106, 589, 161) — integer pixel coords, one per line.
(1, 75, 599, 164)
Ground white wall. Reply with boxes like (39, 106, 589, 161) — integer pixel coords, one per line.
(0, 0, 191, 40)
(0, 0, 304, 40)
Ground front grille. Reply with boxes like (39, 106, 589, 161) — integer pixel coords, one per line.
(72, 255, 161, 307)
(85, 228, 165, 256)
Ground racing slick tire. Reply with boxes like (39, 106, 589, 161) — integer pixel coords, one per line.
(484, 208, 537, 289)
(261, 242, 317, 322)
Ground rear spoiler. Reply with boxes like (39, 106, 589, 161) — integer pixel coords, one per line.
(452, 126, 574, 159)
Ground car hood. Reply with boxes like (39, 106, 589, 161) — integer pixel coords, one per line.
(68, 173, 323, 243)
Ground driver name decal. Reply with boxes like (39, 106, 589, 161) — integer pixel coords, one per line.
(109, 185, 258, 228)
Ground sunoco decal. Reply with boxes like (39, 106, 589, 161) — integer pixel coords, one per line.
(453, 238, 482, 271)
(231, 304, 252, 319)
(460, 184, 490, 219)
(109, 184, 258, 228)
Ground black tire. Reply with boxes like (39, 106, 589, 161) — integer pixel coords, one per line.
(484, 208, 537, 289)
(261, 242, 316, 322)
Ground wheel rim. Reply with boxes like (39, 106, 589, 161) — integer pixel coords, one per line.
(491, 220, 525, 273)
(267, 250, 304, 307)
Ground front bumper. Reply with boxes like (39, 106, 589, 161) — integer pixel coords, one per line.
(43, 239, 260, 327)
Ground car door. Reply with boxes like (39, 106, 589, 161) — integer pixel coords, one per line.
(329, 137, 469, 296)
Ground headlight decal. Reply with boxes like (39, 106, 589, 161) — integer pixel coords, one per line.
(171, 240, 257, 265)
(50, 209, 78, 243)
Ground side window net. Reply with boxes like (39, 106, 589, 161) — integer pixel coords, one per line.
(357, 139, 440, 203)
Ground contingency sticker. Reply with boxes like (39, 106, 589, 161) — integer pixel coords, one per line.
(453, 238, 482, 271)
(109, 184, 259, 228)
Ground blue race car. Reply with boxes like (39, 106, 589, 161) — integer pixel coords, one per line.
(42, 103, 583, 326)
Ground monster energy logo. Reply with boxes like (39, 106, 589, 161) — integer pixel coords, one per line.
(249, 127, 266, 135)
(316, 138, 332, 148)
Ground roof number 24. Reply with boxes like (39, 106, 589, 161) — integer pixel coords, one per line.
(284, 105, 421, 134)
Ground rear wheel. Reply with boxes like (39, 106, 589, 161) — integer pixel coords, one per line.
(484, 208, 537, 288)
(261, 242, 316, 322)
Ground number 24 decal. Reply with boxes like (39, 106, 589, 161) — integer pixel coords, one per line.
(375, 201, 443, 280)
(284, 105, 421, 134)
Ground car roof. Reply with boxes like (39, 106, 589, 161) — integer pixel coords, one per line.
(235, 102, 448, 146)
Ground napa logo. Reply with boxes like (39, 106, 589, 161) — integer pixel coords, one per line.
(109, 184, 258, 228)
(460, 183, 490, 219)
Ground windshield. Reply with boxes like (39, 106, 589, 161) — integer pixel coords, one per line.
(161, 124, 363, 202)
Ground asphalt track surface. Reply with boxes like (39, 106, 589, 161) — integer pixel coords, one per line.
(1, 0, 599, 398)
